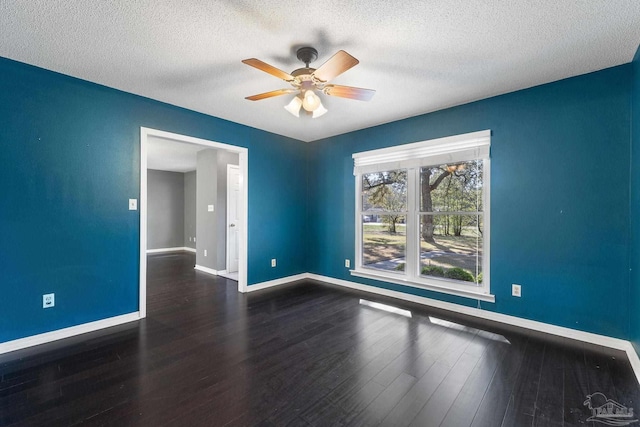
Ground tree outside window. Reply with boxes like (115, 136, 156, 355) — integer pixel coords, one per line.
(361, 170, 407, 272)
(420, 160, 484, 284)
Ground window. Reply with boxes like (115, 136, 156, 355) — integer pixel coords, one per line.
(353, 130, 492, 302)
(361, 170, 407, 272)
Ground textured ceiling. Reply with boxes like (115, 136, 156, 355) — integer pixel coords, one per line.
(1, 1, 640, 142)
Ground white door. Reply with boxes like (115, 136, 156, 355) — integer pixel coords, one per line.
(227, 165, 240, 273)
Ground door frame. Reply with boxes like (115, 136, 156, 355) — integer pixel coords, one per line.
(226, 164, 240, 273)
(139, 127, 249, 318)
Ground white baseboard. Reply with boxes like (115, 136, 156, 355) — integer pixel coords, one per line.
(194, 265, 219, 276)
(0, 312, 141, 355)
(307, 274, 627, 349)
(246, 273, 308, 292)
(304, 273, 640, 385)
(147, 247, 195, 254)
(3, 271, 639, 386)
(625, 342, 640, 386)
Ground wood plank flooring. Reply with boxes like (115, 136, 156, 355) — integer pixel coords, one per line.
(1, 252, 639, 426)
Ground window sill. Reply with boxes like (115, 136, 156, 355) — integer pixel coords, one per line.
(350, 269, 495, 303)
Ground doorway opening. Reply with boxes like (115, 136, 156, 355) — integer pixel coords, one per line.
(139, 127, 248, 318)
(218, 164, 240, 281)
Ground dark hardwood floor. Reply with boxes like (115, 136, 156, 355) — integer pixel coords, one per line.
(1, 252, 639, 426)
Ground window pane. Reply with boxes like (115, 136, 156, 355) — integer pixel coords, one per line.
(420, 214, 483, 285)
(362, 170, 407, 212)
(420, 160, 483, 213)
(362, 215, 406, 273)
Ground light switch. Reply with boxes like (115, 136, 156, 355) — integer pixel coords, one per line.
(208, 205, 214, 212)
(129, 199, 137, 210)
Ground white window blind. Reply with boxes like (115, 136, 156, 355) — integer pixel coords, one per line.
(353, 130, 490, 175)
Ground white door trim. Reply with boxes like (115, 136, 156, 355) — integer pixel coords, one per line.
(140, 127, 249, 318)
(226, 164, 240, 273)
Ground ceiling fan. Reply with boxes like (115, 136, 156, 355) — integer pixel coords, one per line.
(242, 47, 375, 118)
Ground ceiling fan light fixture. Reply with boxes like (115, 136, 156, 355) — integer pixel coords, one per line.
(243, 47, 375, 119)
(312, 102, 328, 119)
(302, 90, 321, 112)
(284, 96, 302, 117)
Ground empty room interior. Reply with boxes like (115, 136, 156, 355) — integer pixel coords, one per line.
(2, 2, 640, 426)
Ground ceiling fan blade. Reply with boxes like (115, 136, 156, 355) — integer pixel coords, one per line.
(242, 58, 296, 82)
(245, 89, 298, 101)
(312, 50, 359, 83)
(324, 84, 375, 101)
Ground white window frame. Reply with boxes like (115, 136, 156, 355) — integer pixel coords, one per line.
(352, 130, 494, 303)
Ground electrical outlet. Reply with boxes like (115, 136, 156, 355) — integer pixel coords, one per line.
(208, 205, 214, 212)
(128, 199, 137, 210)
(345, 259, 351, 268)
(271, 259, 276, 267)
(194, 237, 196, 242)
(43, 293, 55, 308)
(512, 284, 522, 297)
(204, 249, 207, 257)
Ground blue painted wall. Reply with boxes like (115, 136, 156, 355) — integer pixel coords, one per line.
(309, 65, 632, 339)
(2, 53, 637, 346)
(0, 57, 308, 343)
(631, 46, 640, 355)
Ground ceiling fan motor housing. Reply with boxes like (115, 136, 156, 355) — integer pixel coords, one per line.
(296, 47, 318, 67)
